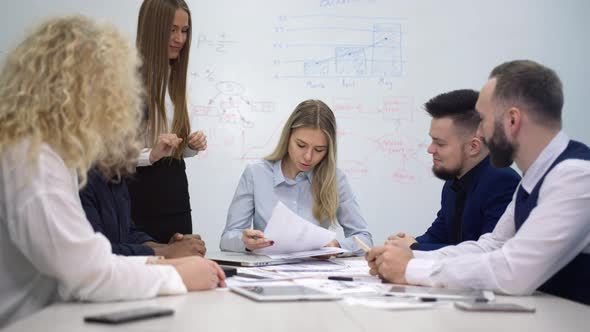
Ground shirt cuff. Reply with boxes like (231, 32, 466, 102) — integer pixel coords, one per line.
(139, 245, 156, 256)
(405, 258, 438, 287)
(152, 265, 188, 295)
(219, 231, 247, 252)
(183, 146, 198, 158)
(124, 256, 155, 265)
(412, 250, 435, 259)
(137, 148, 152, 167)
(130, 256, 187, 294)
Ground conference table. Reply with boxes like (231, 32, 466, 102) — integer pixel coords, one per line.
(4, 262, 588, 332)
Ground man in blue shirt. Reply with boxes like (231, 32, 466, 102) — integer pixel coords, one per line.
(389, 89, 520, 251)
(80, 168, 206, 258)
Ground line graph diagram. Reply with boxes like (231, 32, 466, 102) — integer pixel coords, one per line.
(273, 15, 404, 79)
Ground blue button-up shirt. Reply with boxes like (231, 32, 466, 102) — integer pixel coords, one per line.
(220, 159, 373, 255)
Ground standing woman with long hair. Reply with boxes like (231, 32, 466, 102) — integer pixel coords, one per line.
(128, 0, 207, 243)
(221, 100, 373, 255)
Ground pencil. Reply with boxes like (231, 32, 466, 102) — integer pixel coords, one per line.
(352, 236, 371, 252)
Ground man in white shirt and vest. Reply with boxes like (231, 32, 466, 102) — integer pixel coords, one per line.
(366, 60, 590, 305)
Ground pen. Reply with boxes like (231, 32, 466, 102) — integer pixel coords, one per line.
(328, 276, 354, 282)
(352, 236, 371, 252)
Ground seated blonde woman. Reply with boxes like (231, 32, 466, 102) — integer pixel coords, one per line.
(0, 16, 224, 328)
(221, 100, 373, 255)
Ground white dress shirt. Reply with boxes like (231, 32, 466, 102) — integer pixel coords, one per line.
(137, 90, 197, 166)
(0, 143, 187, 328)
(220, 159, 373, 255)
(405, 131, 590, 295)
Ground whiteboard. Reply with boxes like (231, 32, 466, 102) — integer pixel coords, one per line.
(2, 0, 589, 249)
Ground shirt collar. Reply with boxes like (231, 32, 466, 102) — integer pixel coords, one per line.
(453, 155, 489, 192)
(272, 159, 313, 186)
(272, 160, 285, 186)
(520, 130, 569, 193)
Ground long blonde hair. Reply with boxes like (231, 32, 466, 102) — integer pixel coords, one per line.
(136, 0, 191, 159)
(266, 100, 339, 225)
(0, 16, 143, 185)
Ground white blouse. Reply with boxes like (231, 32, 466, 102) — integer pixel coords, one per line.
(0, 142, 187, 328)
(137, 90, 197, 166)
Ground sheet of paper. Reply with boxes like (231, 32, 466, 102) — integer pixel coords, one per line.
(226, 278, 295, 287)
(293, 278, 388, 295)
(255, 201, 337, 255)
(228, 260, 367, 281)
(259, 260, 347, 272)
(254, 259, 371, 278)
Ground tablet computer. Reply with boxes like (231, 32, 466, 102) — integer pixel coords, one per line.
(230, 285, 341, 302)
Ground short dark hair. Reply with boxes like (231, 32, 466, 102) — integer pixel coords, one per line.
(424, 89, 480, 134)
(490, 60, 563, 126)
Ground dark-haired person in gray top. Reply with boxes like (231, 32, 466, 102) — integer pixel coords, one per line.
(388, 89, 520, 251)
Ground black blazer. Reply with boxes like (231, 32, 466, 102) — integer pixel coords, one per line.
(415, 156, 521, 250)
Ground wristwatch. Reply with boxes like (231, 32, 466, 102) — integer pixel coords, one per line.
(409, 242, 420, 250)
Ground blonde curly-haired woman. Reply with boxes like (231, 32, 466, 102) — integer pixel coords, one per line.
(0, 16, 224, 328)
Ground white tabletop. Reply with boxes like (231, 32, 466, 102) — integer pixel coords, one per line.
(4, 283, 588, 332)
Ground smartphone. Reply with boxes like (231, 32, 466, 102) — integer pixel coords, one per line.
(454, 301, 535, 313)
(84, 307, 174, 324)
(221, 266, 237, 277)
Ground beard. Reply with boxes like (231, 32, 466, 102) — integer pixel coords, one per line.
(432, 165, 461, 181)
(484, 123, 515, 168)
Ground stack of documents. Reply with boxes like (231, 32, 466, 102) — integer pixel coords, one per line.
(254, 201, 347, 258)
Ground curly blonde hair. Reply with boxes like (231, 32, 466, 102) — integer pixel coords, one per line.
(0, 15, 143, 186)
(265, 100, 339, 225)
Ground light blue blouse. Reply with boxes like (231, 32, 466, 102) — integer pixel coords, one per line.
(220, 159, 373, 255)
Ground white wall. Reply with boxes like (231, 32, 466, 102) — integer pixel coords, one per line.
(2, 0, 589, 249)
